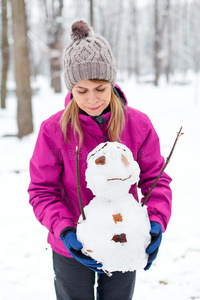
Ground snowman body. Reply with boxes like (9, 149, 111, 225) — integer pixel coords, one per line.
(76, 142, 151, 273)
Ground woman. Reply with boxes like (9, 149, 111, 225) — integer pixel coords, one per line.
(28, 20, 172, 300)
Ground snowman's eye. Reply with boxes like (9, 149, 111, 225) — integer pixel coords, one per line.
(121, 154, 130, 166)
(95, 156, 106, 165)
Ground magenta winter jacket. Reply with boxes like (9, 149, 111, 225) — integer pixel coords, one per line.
(28, 85, 172, 257)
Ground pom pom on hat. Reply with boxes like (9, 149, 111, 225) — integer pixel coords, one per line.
(71, 20, 92, 41)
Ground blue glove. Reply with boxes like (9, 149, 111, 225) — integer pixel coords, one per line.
(144, 222, 162, 270)
(60, 228, 104, 273)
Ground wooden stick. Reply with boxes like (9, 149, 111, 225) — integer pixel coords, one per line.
(75, 146, 86, 220)
(75, 147, 112, 276)
(142, 126, 184, 207)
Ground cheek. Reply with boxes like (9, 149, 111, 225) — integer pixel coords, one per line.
(102, 91, 111, 105)
(74, 94, 86, 107)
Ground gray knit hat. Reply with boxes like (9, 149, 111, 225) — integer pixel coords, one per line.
(63, 20, 117, 91)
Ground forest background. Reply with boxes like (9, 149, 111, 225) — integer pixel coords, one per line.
(1, 0, 200, 137)
(0, 1, 200, 299)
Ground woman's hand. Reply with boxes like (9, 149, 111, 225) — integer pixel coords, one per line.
(61, 228, 104, 273)
(144, 222, 162, 270)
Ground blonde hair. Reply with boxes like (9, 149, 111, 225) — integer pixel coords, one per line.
(60, 80, 125, 146)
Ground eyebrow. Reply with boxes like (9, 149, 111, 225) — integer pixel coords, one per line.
(75, 84, 104, 89)
(75, 86, 86, 89)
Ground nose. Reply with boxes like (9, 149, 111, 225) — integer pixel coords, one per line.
(87, 91, 99, 104)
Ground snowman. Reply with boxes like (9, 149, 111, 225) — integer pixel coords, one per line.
(76, 142, 151, 273)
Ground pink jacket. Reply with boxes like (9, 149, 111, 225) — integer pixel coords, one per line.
(28, 85, 172, 257)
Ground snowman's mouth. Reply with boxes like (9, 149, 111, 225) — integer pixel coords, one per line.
(107, 175, 132, 182)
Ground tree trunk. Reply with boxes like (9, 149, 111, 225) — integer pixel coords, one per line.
(153, 0, 170, 86)
(182, 0, 189, 78)
(47, 0, 63, 93)
(50, 41, 62, 93)
(113, 0, 123, 66)
(127, 32, 133, 77)
(1, 0, 9, 109)
(10, 0, 33, 138)
(131, 0, 140, 82)
(153, 0, 161, 86)
(90, 0, 94, 27)
(166, 0, 172, 83)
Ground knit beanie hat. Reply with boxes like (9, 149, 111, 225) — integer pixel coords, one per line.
(63, 20, 117, 91)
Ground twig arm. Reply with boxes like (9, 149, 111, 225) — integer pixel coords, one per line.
(141, 126, 183, 207)
(75, 146, 86, 220)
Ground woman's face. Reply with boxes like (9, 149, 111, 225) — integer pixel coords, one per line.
(72, 80, 112, 116)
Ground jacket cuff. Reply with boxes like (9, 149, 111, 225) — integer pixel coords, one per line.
(60, 227, 76, 239)
(54, 219, 75, 238)
(149, 215, 165, 232)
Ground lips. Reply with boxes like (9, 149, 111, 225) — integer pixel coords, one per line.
(87, 105, 102, 111)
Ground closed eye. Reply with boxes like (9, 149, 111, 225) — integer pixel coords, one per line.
(78, 90, 87, 94)
(96, 88, 105, 92)
(77, 88, 105, 93)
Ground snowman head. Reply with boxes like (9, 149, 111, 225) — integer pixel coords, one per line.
(86, 142, 140, 199)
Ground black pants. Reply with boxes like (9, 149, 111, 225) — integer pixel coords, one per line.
(53, 251, 136, 300)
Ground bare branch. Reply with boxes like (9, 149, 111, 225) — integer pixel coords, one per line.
(75, 146, 86, 220)
(142, 126, 184, 207)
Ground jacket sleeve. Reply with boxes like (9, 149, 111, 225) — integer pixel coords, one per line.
(28, 121, 74, 238)
(137, 118, 172, 232)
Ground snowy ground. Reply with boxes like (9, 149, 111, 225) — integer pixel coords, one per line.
(0, 75, 200, 299)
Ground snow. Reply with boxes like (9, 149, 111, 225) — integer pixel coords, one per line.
(77, 142, 150, 273)
(85, 142, 140, 199)
(77, 193, 150, 273)
(0, 75, 200, 299)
